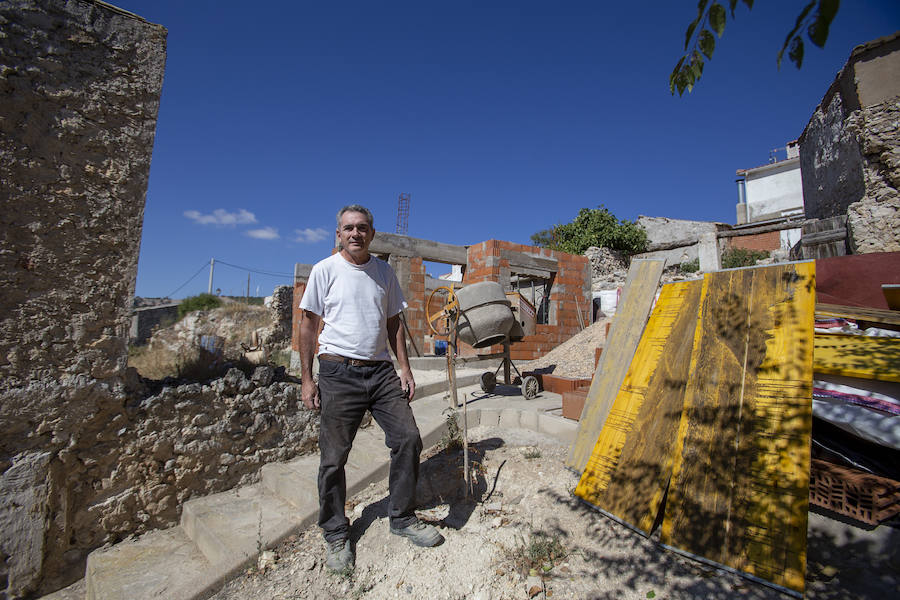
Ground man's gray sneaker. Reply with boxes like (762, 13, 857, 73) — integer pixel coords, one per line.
(325, 538, 354, 573)
(389, 520, 444, 547)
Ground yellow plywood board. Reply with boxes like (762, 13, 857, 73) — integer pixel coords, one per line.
(575, 280, 702, 534)
(662, 262, 815, 594)
(567, 258, 666, 473)
(813, 333, 900, 382)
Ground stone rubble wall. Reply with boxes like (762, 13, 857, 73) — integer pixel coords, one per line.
(799, 35, 900, 254)
(848, 100, 900, 253)
(0, 1, 172, 596)
(263, 285, 294, 354)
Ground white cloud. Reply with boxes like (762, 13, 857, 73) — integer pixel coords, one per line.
(294, 228, 330, 244)
(184, 208, 257, 226)
(246, 227, 280, 240)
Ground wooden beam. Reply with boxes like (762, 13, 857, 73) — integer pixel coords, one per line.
(815, 303, 900, 326)
(500, 249, 558, 273)
(368, 232, 469, 265)
(567, 258, 666, 473)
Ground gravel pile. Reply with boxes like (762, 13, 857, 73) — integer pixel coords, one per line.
(520, 317, 611, 379)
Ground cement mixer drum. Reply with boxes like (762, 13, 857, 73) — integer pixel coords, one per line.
(454, 281, 515, 349)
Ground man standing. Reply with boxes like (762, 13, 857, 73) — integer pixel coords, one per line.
(299, 204, 444, 573)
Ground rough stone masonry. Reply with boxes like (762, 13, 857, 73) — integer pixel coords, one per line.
(1, 5, 322, 597)
(0, 1, 166, 596)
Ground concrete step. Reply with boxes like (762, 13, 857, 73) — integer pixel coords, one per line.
(181, 485, 307, 571)
(85, 527, 213, 600)
(260, 457, 319, 511)
(77, 383, 570, 600)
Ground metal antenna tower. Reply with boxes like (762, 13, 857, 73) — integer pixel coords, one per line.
(396, 192, 410, 235)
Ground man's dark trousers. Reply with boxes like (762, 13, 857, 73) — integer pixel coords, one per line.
(316, 359, 423, 543)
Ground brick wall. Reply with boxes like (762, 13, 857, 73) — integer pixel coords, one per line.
(464, 240, 590, 361)
(726, 231, 781, 252)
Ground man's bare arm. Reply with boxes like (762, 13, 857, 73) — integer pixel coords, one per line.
(299, 309, 321, 410)
(387, 313, 415, 402)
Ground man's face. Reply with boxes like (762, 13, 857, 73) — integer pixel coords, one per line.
(337, 210, 375, 256)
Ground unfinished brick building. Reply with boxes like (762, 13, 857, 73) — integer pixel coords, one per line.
(291, 232, 591, 367)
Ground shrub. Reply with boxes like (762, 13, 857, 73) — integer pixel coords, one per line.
(177, 293, 222, 319)
(721, 247, 769, 269)
(680, 258, 700, 273)
(530, 206, 648, 256)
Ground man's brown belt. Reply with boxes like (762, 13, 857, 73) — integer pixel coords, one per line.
(318, 353, 386, 367)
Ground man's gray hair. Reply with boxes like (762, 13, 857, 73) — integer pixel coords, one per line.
(336, 204, 374, 228)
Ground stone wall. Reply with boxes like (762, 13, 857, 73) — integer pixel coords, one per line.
(0, 1, 169, 595)
(130, 304, 179, 346)
(847, 100, 900, 253)
(632, 216, 724, 266)
(799, 34, 900, 253)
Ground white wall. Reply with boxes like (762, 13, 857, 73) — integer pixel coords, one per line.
(744, 159, 803, 222)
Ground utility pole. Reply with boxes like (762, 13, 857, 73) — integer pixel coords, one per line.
(246, 273, 250, 303)
(207, 258, 215, 294)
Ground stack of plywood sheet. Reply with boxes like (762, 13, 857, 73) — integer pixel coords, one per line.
(572, 262, 816, 596)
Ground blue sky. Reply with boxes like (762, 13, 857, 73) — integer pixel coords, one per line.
(117, 1, 899, 299)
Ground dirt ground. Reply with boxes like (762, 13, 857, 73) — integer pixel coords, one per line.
(208, 425, 886, 600)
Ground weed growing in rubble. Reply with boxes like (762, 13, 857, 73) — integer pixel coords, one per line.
(680, 258, 700, 273)
(441, 411, 463, 451)
(523, 447, 542, 459)
(512, 530, 568, 577)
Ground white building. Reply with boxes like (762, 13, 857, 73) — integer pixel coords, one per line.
(735, 141, 804, 249)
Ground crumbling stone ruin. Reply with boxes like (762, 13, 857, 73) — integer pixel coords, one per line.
(0, 3, 316, 597)
(799, 33, 900, 253)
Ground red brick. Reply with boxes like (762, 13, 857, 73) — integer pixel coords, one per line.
(562, 389, 588, 420)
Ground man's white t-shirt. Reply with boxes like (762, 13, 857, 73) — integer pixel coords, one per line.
(299, 253, 407, 361)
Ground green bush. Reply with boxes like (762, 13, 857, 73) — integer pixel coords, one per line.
(530, 206, 648, 256)
(680, 258, 700, 273)
(177, 293, 222, 319)
(721, 247, 769, 269)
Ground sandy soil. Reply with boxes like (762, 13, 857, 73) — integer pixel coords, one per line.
(208, 427, 819, 600)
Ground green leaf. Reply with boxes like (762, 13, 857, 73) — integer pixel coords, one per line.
(647, 592, 656, 600)
(778, 1, 815, 67)
(728, 0, 738, 17)
(685, 18, 700, 50)
(699, 29, 716, 59)
(709, 3, 726, 37)
(808, 0, 840, 48)
(675, 70, 687, 95)
(789, 36, 805, 68)
(669, 56, 686, 93)
(697, 0, 710, 17)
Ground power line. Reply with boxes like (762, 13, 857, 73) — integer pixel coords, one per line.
(166, 262, 211, 298)
(213, 259, 292, 279)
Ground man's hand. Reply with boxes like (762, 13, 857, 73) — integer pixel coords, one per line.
(399, 367, 415, 402)
(301, 378, 320, 410)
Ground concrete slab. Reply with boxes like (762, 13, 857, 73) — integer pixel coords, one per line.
(260, 460, 319, 511)
(181, 485, 305, 568)
(85, 527, 213, 600)
(536, 413, 577, 444)
(499, 408, 523, 429)
(478, 408, 502, 427)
